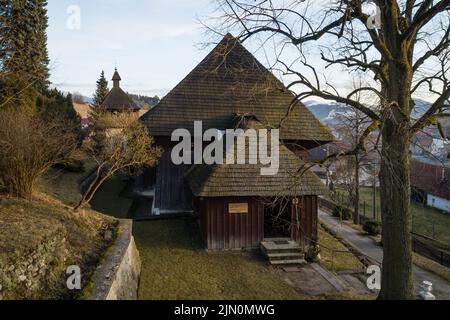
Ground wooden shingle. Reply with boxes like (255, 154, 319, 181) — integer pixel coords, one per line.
(140, 34, 334, 143)
(185, 118, 330, 197)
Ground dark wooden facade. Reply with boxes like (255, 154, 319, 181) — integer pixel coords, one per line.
(197, 197, 264, 250)
(196, 195, 318, 250)
(154, 148, 192, 213)
(291, 196, 318, 244)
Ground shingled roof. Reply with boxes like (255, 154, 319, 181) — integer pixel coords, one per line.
(185, 118, 330, 197)
(100, 69, 139, 112)
(140, 34, 333, 144)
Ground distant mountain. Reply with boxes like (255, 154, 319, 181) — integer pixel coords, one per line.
(305, 99, 434, 123)
(304, 100, 343, 121)
(128, 94, 160, 109)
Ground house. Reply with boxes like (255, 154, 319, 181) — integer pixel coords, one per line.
(411, 160, 450, 213)
(100, 68, 140, 113)
(139, 34, 334, 250)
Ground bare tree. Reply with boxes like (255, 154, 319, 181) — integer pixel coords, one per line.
(75, 113, 162, 211)
(333, 78, 376, 224)
(0, 109, 78, 199)
(211, 0, 450, 299)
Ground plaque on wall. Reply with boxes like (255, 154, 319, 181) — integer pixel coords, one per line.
(228, 203, 249, 214)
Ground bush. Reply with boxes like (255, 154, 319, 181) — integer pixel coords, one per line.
(0, 110, 78, 199)
(363, 220, 382, 236)
(332, 205, 353, 220)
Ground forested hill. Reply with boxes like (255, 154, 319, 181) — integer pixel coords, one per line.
(128, 94, 160, 109)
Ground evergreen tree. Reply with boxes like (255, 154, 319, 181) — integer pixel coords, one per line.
(92, 70, 109, 108)
(36, 88, 81, 135)
(0, 0, 49, 91)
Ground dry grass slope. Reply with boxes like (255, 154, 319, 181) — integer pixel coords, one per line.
(0, 159, 117, 299)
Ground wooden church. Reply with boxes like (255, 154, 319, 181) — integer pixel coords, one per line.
(100, 68, 140, 113)
(139, 34, 334, 251)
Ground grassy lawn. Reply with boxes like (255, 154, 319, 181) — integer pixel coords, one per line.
(39, 159, 97, 207)
(91, 175, 303, 300)
(318, 226, 364, 272)
(91, 175, 375, 300)
(135, 219, 305, 300)
(336, 186, 450, 243)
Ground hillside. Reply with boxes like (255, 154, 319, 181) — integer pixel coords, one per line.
(0, 160, 118, 300)
(73, 102, 91, 119)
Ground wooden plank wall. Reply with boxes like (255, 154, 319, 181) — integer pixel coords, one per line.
(154, 139, 192, 212)
(291, 195, 318, 244)
(201, 197, 264, 250)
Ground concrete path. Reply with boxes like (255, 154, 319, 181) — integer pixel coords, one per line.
(273, 264, 372, 297)
(319, 210, 450, 300)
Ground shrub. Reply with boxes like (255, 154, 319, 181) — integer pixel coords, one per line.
(0, 109, 78, 199)
(332, 205, 353, 220)
(363, 220, 382, 236)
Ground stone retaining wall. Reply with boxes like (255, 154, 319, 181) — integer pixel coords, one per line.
(87, 219, 141, 300)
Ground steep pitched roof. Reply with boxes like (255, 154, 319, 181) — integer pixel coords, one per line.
(141, 34, 333, 144)
(185, 118, 330, 197)
(100, 69, 139, 112)
(112, 69, 122, 81)
(100, 87, 139, 112)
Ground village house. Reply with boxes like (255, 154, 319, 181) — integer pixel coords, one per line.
(139, 34, 334, 253)
(411, 160, 450, 213)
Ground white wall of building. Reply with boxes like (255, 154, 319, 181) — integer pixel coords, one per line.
(427, 194, 450, 213)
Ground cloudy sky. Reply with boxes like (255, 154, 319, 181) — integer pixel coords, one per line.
(47, 0, 215, 98)
(47, 0, 439, 104)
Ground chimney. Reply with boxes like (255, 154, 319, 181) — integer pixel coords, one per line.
(112, 68, 121, 89)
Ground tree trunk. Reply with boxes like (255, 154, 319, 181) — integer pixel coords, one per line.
(373, 166, 377, 220)
(378, 113, 414, 300)
(354, 154, 360, 225)
(74, 172, 102, 211)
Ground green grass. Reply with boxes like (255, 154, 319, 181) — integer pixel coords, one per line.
(90, 175, 133, 219)
(318, 226, 365, 272)
(89, 175, 378, 300)
(134, 219, 304, 300)
(91, 175, 302, 300)
(336, 186, 450, 243)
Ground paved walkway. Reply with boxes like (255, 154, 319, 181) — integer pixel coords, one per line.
(319, 210, 450, 300)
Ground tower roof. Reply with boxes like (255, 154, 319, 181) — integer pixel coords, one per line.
(100, 69, 139, 112)
(112, 68, 122, 81)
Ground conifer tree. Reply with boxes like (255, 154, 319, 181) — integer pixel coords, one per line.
(0, 0, 49, 91)
(92, 70, 109, 108)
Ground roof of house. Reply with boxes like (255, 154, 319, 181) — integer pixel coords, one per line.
(185, 118, 330, 197)
(411, 160, 450, 200)
(140, 34, 334, 144)
(100, 70, 139, 112)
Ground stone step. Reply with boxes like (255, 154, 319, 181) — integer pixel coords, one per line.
(262, 249, 303, 256)
(268, 252, 304, 260)
(270, 259, 307, 266)
(261, 241, 301, 251)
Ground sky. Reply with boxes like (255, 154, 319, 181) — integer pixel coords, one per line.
(46, 0, 440, 103)
(47, 0, 215, 98)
